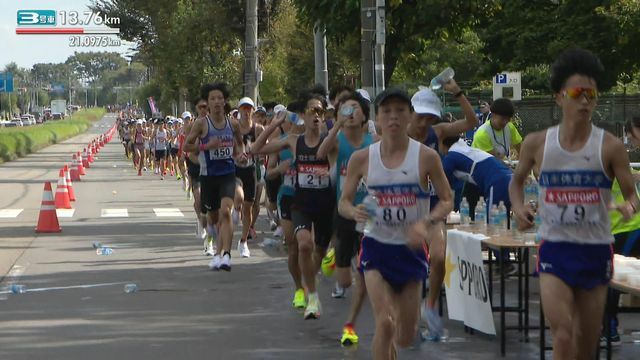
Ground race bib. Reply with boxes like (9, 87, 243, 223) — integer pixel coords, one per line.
(209, 138, 233, 160)
(283, 167, 297, 188)
(297, 164, 330, 189)
(542, 188, 602, 225)
(374, 192, 419, 229)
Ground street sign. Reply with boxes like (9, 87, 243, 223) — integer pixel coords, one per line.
(0, 73, 14, 93)
(492, 72, 521, 101)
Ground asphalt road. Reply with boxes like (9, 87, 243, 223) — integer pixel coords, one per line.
(0, 113, 638, 359)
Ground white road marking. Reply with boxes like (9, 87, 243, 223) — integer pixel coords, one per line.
(153, 208, 184, 217)
(56, 209, 76, 218)
(0, 209, 23, 218)
(101, 208, 128, 217)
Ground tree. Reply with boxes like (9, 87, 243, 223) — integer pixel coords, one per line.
(293, 0, 500, 84)
(478, 0, 640, 91)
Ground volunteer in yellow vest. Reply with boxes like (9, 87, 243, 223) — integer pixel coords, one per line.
(605, 116, 640, 346)
(471, 98, 522, 160)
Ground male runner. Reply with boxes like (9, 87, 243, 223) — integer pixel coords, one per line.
(509, 48, 638, 359)
(184, 83, 245, 271)
(252, 91, 333, 319)
(317, 91, 375, 345)
(339, 88, 452, 359)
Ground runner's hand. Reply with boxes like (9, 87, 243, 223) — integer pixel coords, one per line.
(442, 79, 461, 95)
(275, 159, 291, 174)
(272, 111, 287, 127)
(512, 203, 535, 231)
(353, 204, 369, 224)
(609, 200, 636, 221)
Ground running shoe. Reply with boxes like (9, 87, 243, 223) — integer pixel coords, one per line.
(340, 324, 359, 346)
(292, 288, 306, 309)
(171, 170, 175, 177)
(238, 240, 250, 258)
(208, 254, 221, 271)
(176, 174, 181, 180)
(331, 282, 346, 298)
(304, 293, 321, 319)
(422, 304, 444, 341)
(138, 170, 142, 176)
(219, 253, 231, 271)
(143, 167, 148, 172)
(321, 248, 336, 277)
(273, 226, 283, 238)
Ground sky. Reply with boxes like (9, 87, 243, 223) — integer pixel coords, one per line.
(0, 0, 135, 70)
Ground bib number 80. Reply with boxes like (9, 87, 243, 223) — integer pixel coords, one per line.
(382, 208, 407, 222)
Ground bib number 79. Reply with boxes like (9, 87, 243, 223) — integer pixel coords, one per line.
(559, 204, 585, 223)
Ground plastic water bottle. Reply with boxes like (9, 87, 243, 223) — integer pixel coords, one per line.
(460, 197, 470, 225)
(124, 284, 138, 293)
(489, 204, 500, 235)
(475, 197, 486, 231)
(10, 284, 27, 294)
(430, 67, 455, 90)
(96, 247, 114, 255)
(356, 194, 378, 234)
(262, 238, 279, 248)
(497, 201, 508, 232)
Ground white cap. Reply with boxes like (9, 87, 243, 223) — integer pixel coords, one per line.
(356, 89, 371, 103)
(411, 88, 442, 118)
(181, 111, 192, 119)
(273, 104, 286, 114)
(238, 97, 255, 108)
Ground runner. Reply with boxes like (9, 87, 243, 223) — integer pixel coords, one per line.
(338, 88, 452, 359)
(154, 120, 169, 180)
(252, 91, 334, 319)
(409, 81, 477, 340)
(184, 82, 245, 271)
(509, 48, 638, 359)
(132, 120, 146, 176)
(235, 97, 265, 258)
(316, 90, 375, 345)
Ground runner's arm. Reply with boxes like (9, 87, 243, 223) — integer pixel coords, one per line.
(435, 81, 478, 138)
(607, 134, 640, 219)
(421, 147, 452, 222)
(183, 118, 203, 153)
(338, 149, 369, 223)
(230, 118, 245, 158)
(508, 132, 541, 229)
(317, 115, 344, 160)
(251, 112, 289, 155)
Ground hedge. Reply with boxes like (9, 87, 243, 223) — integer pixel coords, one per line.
(0, 108, 106, 163)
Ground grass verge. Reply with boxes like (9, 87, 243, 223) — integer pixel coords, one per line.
(0, 108, 106, 163)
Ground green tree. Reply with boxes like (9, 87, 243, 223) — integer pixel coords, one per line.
(293, 0, 499, 84)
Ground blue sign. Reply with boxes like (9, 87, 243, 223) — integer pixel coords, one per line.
(495, 74, 507, 84)
(0, 73, 14, 93)
(17, 10, 56, 26)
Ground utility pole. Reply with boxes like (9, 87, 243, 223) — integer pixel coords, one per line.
(244, 0, 259, 102)
(360, 0, 376, 98)
(314, 21, 329, 93)
(373, 0, 386, 96)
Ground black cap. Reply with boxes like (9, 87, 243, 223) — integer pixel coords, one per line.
(374, 88, 412, 111)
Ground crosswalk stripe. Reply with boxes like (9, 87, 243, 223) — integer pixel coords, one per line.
(101, 208, 129, 217)
(56, 209, 76, 218)
(153, 208, 184, 217)
(0, 209, 23, 218)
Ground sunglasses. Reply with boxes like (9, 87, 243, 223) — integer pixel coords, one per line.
(563, 87, 598, 101)
(305, 107, 325, 117)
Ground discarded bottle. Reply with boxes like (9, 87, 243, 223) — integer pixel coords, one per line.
(124, 284, 138, 293)
(460, 197, 470, 225)
(10, 284, 27, 294)
(356, 194, 378, 234)
(96, 247, 114, 255)
(92, 241, 102, 249)
(262, 238, 279, 248)
(430, 67, 455, 90)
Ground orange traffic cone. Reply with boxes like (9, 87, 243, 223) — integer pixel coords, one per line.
(82, 148, 90, 168)
(63, 165, 76, 202)
(77, 152, 86, 175)
(91, 141, 97, 155)
(55, 169, 72, 209)
(70, 155, 81, 182)
(36, 182, 61, 233)
(88, 144, 95, 163)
